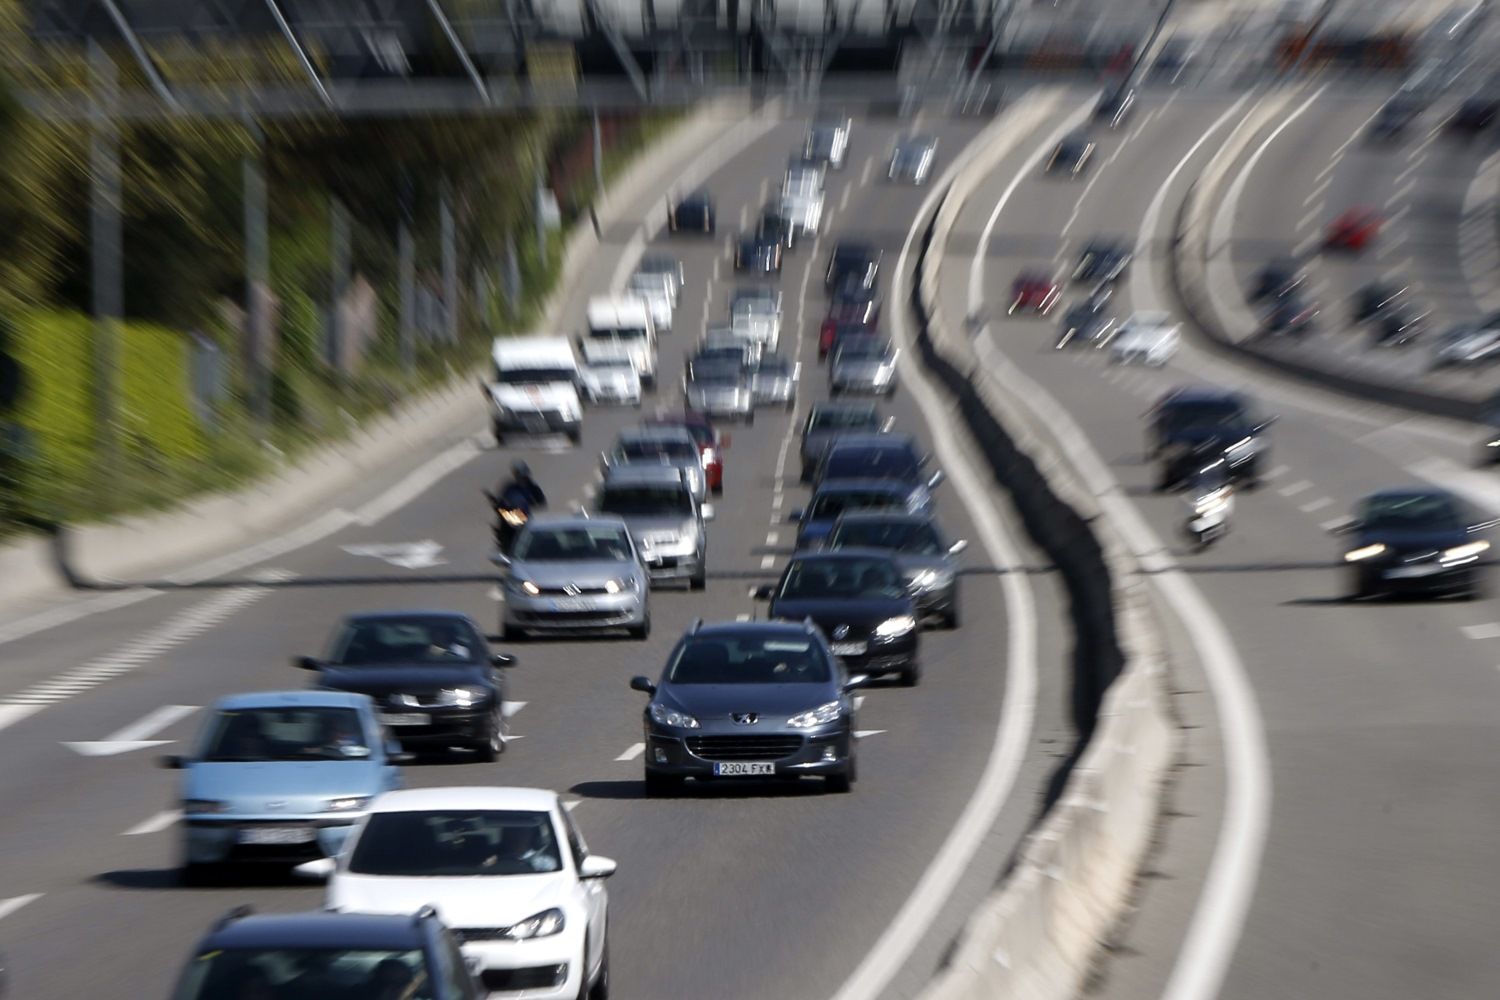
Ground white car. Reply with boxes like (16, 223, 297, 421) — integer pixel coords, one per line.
(627, 272, 675, 332)
(301, 787, 615, 1000)
(580, 345, 643, 406)
(729, 304, 781, 352)
(1110, 311, 1180, 366)
(780, 189, 824, 235)
(784, 161, 826, 194)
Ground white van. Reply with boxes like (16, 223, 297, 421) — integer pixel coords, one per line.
(486, 335, 583, 444)
(586, 296, 658, 387)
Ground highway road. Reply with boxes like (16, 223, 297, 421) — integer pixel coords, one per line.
(932, 81, 1500, 999)
(0, 109, 1089, 1000)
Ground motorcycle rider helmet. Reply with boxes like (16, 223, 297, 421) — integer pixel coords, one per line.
(511, 460, 531, 481)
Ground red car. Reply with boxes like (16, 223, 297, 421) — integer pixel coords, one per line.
(644, 410, 729, 495)
(1326, 207, 1381, 252)
(1009, 271, 1061, 315)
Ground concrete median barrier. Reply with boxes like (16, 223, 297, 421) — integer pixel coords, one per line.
(898, 94, 1178, 1000)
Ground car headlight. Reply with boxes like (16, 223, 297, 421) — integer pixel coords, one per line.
(908, 568, 954, 591)
(506, 908, 566, 940)
(182, 799, 226, 814)
(1441, 540, 1489, 563)
(511, 579, 541, 596)
(323, 796, 371, 813)
(604, 577, 638, 594)
(650, 703, 700, 729)
(436, 686, 488, 707)
(1344, 543, 1388, 562)
(787, 701, 843, 728)
(874, 615, 917, 638)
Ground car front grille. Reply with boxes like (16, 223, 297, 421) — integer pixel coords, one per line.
(480, 965, 569, 992)
(687, 735, 804, 761)
(535, 584, 610, 596)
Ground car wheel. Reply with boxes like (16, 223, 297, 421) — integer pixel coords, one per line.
(588, 933, 610, 1000)
(629, 613, 651, 640)
(644, 771, 682, 797)
(567, 428, 582, 445)
(475, 707, 504, 762)
(898, 662, 921, 687)
(501, 621, 527, 643)
(690, 565, 707, 591)
(826, 755, 855, 793)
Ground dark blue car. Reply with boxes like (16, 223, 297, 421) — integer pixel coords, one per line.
(792, 478, 930, 550)
(1336, 488, 1490, 600)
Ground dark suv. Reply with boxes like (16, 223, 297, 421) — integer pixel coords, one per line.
(1149, 387, 1274, 490)
(170, 906, 482, 999)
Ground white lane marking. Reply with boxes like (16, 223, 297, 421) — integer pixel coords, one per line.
(1299, 497, 1333, 513)
(1314, 155, 1341, 183)
(766, 531, 779, 545)
(1461, 623, 1500, 640)
(615, 742, 645, 761)
(166, 507, 354, 586)
(0, 591, 159, 649)
(853, 695, 864, 710)
(853, 729, 886, 739)
(352, 438, 482, 527)
(1301, 177, 1329, 207)
(1385, 180, 1415, 210)
(1393, 157, 1423, 187)
(64, 703, 199, 757)
(830, 107, 1043, 1000)
(340, 540, 446, 570)
(1320, 517, 1349, 531)
(735, 613, 750, 621)
(859, 156, 876, 187)
(837, 182, 853, 212)
(0, 572, 292, 732)
(0, 894, 42, 922)
(501, 701, 527, 718)
(1279, 480, 1312, 497)
(1131, 94, 1273, 1000)
(123, 809, 181, 836)
(760, 555, 775, 569)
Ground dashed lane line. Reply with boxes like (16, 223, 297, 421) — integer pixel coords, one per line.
(0, 894, 42, 922)
(1279, 480, 1312, 497)
(1460, 623, 1500, 640)
(615, 742, 645, 762)
(1300, 497, 1333, 513)
(124, 810, 181, 836)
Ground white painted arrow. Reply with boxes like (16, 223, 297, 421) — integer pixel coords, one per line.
(341, 540, 447, 570)
(64, 704, 198, 757)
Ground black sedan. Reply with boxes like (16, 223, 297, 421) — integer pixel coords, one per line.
(756, 549, 921, 685)
(1351, 280, 1406, 324)
(815, 432, 942, 496)
(825, 511, 968, 628)
(629, 620, 863, 795)
(1056, 297, 1116, 349)
(668, 191, 716, 234)
(1250, 258, 1305, 302)
(1072, 240, 1132, 283)
(735, 232, 783, 274)
(1150, 387, 1274, 489)
(1369, 96, 1422, 140)
(1335, 488, 1490, 600)
(826, 241, 882, 291)
(1045, 133, 1095, 177)
(1370, 303, 1428, 347)
(757, 208, 798, 251)
(295, 611, 515, 761)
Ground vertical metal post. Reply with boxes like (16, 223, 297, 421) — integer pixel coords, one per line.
(243, 113, 271, 430)
(592, 108, 605, 195)
(534, 175, 548, 260)
(504, 232, 521, 322)
(88, 41, 122, 486)
(441, 181, 459, 345)
(398, 174, 416, 369)
(330, 196, 350, 373)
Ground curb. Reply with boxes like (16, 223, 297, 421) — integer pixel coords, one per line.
(0, 98, 770, 608)
(905, 95, 1178, 1000)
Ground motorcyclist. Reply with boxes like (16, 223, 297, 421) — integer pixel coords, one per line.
(1183, 459, 1233, 548)
(491, 461, 547, 552)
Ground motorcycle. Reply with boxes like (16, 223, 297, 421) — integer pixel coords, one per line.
(1182, 464, 1233, 550)
(484, 489, 532, 554)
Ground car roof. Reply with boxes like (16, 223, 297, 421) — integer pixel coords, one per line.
(587, 297, 651, 325)
(834, 242, 878, 257)
(689, 620, 819, 640)
(199, 911, 429, 952)
(789, 547, 901, 565)
(527, 513, 629, 531)
(368, 786, 560, 814)
(620, 425, 696, 443)
(1160, 386, 1246, 405)
(832, 510, 931, 525)
(213, 690, 371, 711)
(812, 478, 911, 495)
(826, 432, 915, 450)
(1364, 486, 1458, 504)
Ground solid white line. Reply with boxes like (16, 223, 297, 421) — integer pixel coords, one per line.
(614, 742, 645, 762)
(0, 590, 159, 648)
(1279, 480, 1312, 497)
(1460, 623, 1500, 640)
(831, 104, 1043, 1000)
(859, 157, 876, 187)
(1300, 497, 1333, 513)
(123, 809, 181, 836)
(0, 894, 42, 922)
(352, 438, 481, 527)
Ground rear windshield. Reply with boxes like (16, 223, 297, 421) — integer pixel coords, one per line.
(666, 635, 831, 684)
(1160, 399, 1248, 432)
(619, 438, 696, 461)
(348, 809, 562, 877)
(496, 365, 575, 385)
(809, 490, 902, 519)
(599, 484, 692, 516)
(823, 445, 920, 481)
(809, 408, 878, 432)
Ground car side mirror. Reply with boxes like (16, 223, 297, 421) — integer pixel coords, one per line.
(948, 539, 969, 555)
(491, 653, 517, 667)
(701, 503, 716, 521)
(579, 855, 618, 880)
(158, 754, 185, 770)
(842, 674, 870, 692)
(293, 857, 336, 881)
(928, 470, 946, 489)
(292, 655, 321, 671)
(753, 583, 775, 601)
(629, 675, 657, 695)
(490, 552, 511, 566)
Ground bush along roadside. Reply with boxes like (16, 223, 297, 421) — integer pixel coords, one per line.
(0, 87, 675, 533)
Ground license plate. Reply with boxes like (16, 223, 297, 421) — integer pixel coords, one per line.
(379, 713, 429, 727)
(549, 597, 591, 612)
(524, 417, 546, 432)
(1386, 565, 1440, 579)
(831, 641, 867, 656)
(238, 827, 315, 845)
(714, 762, 775, 776)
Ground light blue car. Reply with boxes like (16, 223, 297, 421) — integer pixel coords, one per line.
(160, 690, 406, 883)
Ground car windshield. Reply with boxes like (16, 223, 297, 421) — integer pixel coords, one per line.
(348, 809, 562, 877)
(809, 490, 902, 519)
(665, 635, 831, 684)
(496, 365, 574, 385)
(514, 526, 632, 562)
(757, 357, 792, 375)
(618, 438, 695, 461)
(824, 446, 920, 481)
(587, 358, 633, 372)
(199, 707, 368, 762)
(830, 520, 941, 553)
(835, 341, 891, 362)
(599, 484, 692, 516)
(1361, 495, 1463, 532)
(810, 408, 878, 432)
(807, 130, 838, 156)
(327, 617, 481, 665)
(691, 366, 742, 386)
(778, 556, 905, 600)
(1161, 400, 1248, 432)
(648, 421, 710, 448)
(173, 947, 431, 1000)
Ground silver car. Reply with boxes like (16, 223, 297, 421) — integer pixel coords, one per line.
(496, 515, 651, 640)
(751, 353, 800, 410)
(888, 136, 937, 185)
(685, 359, 756, 424)
(602, 426, 706, 501)
(596, 465, 713, 590)
(730, 301, 782, 352)
(637, 254, 685, 304)
(830, 337, 899, 397)
(627, 273, 675, 332)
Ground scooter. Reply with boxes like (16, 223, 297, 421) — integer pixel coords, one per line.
(1183, 482, 1233, 550)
